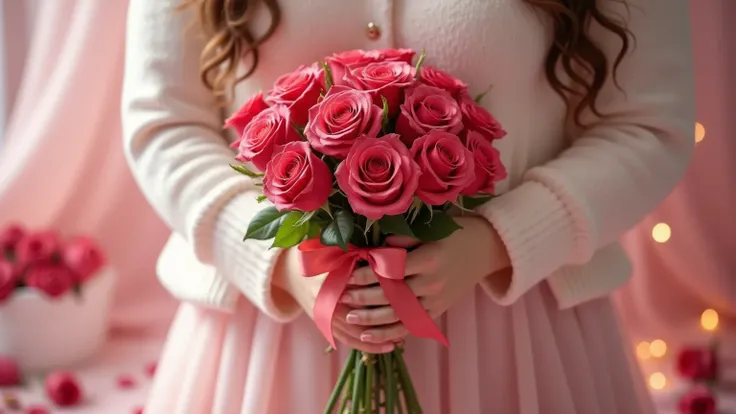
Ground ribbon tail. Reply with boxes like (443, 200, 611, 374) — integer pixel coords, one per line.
(312, 257, 356, 349)
(379, 278, 449, 347)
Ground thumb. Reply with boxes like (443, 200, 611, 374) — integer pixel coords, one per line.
(385, 235, 421, 249)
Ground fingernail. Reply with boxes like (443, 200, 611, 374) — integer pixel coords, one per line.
(346, 313, 359, 324)
(360, 333, 374, 342)
(340, 294, 351, 303)
(347, 277, 356, 285)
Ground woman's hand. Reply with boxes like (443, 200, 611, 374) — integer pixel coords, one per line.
(341, 216, 510, 344)
(273, 247, 396, 354)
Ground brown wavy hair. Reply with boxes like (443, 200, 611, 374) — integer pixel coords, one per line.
(182, 0, 631, 125)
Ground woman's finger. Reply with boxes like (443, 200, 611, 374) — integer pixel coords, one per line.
(341, 285, 390, 306)
(360, 322, 409, 344)
(349, 266, 379, 286)
(404, 244, 441, 275)
(333, 326, 395, 354)
(345, 305, 400, 326)
(385, 235, 421, 249)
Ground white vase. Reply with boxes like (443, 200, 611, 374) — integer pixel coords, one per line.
(0, 268, 116, 372)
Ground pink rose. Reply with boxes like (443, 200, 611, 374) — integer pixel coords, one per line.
(411, 131, 475, 205)
(235, 105, 300, 171)
(45, 371, 83, 407)
(0, 260, 19, 302)
(225, 92, 269, 139)
(396, 85, 463, 146)
(376, 48, 416, 64)
(25, 263, 75, 299)
(26, 406, 51, 414)
(62, 236, 106, 283)
(15, 231, 60, 266)
(336, 135, 420, 220)
(326, 48, 415, 87)
(459, 95, 506, 141)
(263, 142, 333, 212)
(0, 356, 21, 386)
(461, 131, 507, 196)
(265, 65, 323, 125)
(305, 86, 383, 158)
(344, 61, 415, 115)
(418, 66, 468, 97)
(0, 224, 26, 254)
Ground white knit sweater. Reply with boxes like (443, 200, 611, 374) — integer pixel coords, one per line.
(121, 0, 694, 320)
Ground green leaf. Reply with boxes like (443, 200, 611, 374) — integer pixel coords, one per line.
(294, 210, 318, 227)
(244, 207, 289, 241)
(460, 195, 493, 210)
(379, 215, 415, 238)
(230, 164, 264, 178)
(272, 212, 309, 249)
(410, 209, 462, 242)
(322, 61, 334, 91)
(307, 221, 322, 239)
(474, 84, 493, 104)
(320, 209, 355, 251)
(380, 96, 390, 131)
(364, 218, 376, 235)
(414, 49, 426, 78)
(256, 194, 268, 203)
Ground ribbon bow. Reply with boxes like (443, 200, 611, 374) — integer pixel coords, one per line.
(299, 238, 448, 348)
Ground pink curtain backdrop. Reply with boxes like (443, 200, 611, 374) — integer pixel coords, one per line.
(614, 0, 736, 347)
(0, 0, 176, 337)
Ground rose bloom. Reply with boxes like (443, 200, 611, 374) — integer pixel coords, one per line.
(410, 131, 475, 205)
(0, 260, 19, 302)
(15, 230, 60, 266)
(396, 84, 463, 145)
(265, 64, 323, 125)
(336, 135, 420, 220)
(462, 130, 507, 196)
(459, 95, 507, 141)
(326, 48, 415, 86)
(0, 356, 21, 386)
(263, 142, 333, 212)
(224, 92, 269, 139)
(62, 236, 106, 283)
(678, 386, 716, 414)
(676, 348, 718, 381)
(0, 224, 26, 254)
(45, 371, 83, 407)
(344, 60, 415, 115)
(305, 86, 383, 158)
(234, 105, 300, 171)
(418, 66, 468, 97)
(25, 263, 76, 299)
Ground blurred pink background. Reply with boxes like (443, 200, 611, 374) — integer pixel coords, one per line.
(0, 0, 734, 412)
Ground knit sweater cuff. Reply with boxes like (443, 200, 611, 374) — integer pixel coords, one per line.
(475, 180, 582, 306)
(189, 181, 302, 323)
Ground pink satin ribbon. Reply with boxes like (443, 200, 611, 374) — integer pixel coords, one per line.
(298, 239, 449, 348)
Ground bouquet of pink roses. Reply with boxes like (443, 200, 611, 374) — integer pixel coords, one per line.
(226, 48, 506, 414)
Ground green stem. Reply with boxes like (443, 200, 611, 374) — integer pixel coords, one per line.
(325, 350, 358, 414)
(350, 353, 366, 414)
(374, 358, 381, 411)
(339, 371, 355, 414)
(371, 222, 381, 247)
(382, 354, 396, 414)
(395, 349, 422, 413)
(365, 354, 374, 412)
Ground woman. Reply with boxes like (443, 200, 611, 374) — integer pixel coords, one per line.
(121, 0, 693, 412)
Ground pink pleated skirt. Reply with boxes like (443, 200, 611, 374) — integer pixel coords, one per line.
(145, 283, 655, 414)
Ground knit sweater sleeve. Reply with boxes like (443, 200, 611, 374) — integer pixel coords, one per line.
(476, 0, 695, 305)
(121, 0, 300, 321)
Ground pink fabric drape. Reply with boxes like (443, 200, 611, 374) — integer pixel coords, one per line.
(615, 0, 736, 346)
(0, 0, 175, 335)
